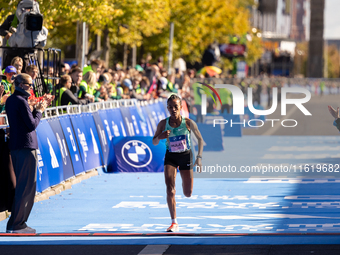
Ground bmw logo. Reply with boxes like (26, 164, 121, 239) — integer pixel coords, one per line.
(121, 140, 153, 168)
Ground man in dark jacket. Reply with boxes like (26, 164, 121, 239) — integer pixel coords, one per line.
(5, 73, 50, 233)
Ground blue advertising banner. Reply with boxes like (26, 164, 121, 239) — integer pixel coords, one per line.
(70, 113, 103, 171)
(92, 111, 110, 164)
(47, 117, 74, 180)
(140, 106, 156, 136)
(36, 135, 50, 193)
(36, 119, 64, 188)
(58, 115, 84, 175)
(120, 107, 136, 136)
(148, 103, 163, 124)
(143, 105, 159, 133)
(162, 100, 168, 117)
(105, 108, 127, 137)
(107, 136, 166, 173)
(128, 106, 149, 137)
(194, 123, 224, 151)
(155, 101, 167, 121)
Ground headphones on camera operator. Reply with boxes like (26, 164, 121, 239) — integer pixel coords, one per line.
(7, 0, 48, 48)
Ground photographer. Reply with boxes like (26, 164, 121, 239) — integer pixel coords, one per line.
(5, 73, 52, 234)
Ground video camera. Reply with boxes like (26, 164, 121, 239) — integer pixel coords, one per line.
(7, 0, 48, 48)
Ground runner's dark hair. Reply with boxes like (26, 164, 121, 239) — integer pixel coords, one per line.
(167, 94, 181, 104)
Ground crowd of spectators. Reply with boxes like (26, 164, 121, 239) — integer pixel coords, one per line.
(0, 56, 196, 114)
(2, 54, 340, 116)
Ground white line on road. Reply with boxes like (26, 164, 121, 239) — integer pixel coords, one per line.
(138, 245, 170, 255)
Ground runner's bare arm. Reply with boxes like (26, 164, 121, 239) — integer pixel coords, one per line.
(189, 119, 203, 170)
(152, 119, 169, 145)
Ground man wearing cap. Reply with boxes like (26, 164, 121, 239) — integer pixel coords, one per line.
(1, 66, 17, 94)
(5, 73, 52, 234)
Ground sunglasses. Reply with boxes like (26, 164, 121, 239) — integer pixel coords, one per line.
(22, 82, 33, 87)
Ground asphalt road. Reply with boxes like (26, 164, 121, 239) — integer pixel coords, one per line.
(243, 94, 340, 136)
(2, 94, 340, 255)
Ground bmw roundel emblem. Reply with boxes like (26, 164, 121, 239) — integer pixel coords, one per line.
(121, 140, 153, 168)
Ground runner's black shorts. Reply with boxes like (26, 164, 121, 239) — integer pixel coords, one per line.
(164, 150, 193, 170)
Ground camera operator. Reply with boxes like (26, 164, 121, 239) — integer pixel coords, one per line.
(5, 73, 52, 234)
(0, 13, 17, 41)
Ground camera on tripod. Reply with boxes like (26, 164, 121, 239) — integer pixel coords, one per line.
(25, 11, 43, 31)
(7, 0, 48, 48)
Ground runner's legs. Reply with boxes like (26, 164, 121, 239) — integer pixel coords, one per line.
(180, 169, 193, 197)
(164, 164, 177, 219)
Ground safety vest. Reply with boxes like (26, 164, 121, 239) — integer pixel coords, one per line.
(79, 80, 96, 98)
(82, 65, 93, 75)
(0, 79, 12, 94)
(219, 87, 232, 105)
(56, 87, 68, 106)
(135, 85, 141, 94)
(192, 82, 204, 105)
(110, 83, 117, 97)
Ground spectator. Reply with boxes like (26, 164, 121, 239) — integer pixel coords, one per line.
(78, 71, 96, 101)
(157, 56, 164, 69)
(83, 59, 102, 78)
(70, 67, 83, 95)
(0, 85, 6, 113)
(64, 63, 70, 74)
(121, 79, 132, 98)
(42, 67, 53, 94)
(111, 71, 120, 86)
(1, 66, 17, 94)
(98, 74, 109, 88)
(94, 86, 108, 102)
(56, 75, 91, 106)
(10, 57, 23, 74)
(25, 65, 40, 98)
(130, 78, 143, 100)
(5, 73, 52, 234)
(107, 84, 122, 100)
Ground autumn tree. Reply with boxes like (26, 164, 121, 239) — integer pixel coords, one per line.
(142, 0, 262, 66)
(0, 0, 262, 69)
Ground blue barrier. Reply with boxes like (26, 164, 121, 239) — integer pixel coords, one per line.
(47, 117, 75, 180)
(141, 105, 158, 133)
(92, 111, 109, 165)
(58, 115, 85, 175)
(36, 119, 64, 191)
(36, 136, 50, 193)
(120, 107, 136, 136)
(69, 113, 103, 171)
(32, 100, 176, 192)
(105, 108, 128, 137)
(128, 106, 149, 137)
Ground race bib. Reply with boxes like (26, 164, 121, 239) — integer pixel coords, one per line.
(169, 135, 188, 152)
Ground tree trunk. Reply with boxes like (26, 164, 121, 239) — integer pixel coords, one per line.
(123, 43, 128, 70)
(307, 0, 325, 78)
(103, 27, 110, 68)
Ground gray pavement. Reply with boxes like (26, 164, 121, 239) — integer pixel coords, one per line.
(243, 94, 340, 136)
